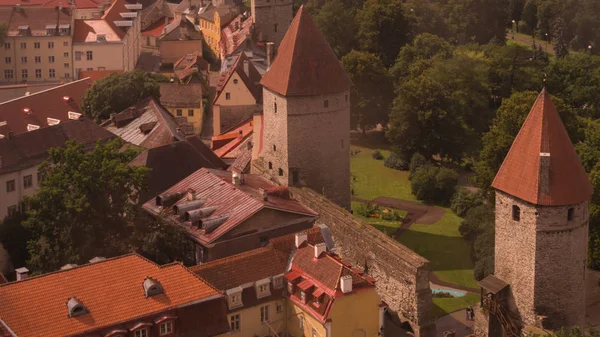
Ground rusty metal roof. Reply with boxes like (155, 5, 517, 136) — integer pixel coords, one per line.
(492, 88, 592, 206)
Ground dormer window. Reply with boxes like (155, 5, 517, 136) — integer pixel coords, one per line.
(66, 297, 88, 317)
(226, 287, 243, 309)
(68, 111, 81, 120)
(256, 278, 271, 299)
(300, 290, 307, 303)
(512, 205, 520, 221)
(142, 277, 164, 297)
(273, 275, 284, 289)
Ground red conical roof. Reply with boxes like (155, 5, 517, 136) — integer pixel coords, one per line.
(259, 5, 351, 97)
(492, 88, 592, 206)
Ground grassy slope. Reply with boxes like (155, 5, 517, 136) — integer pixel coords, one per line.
(350, 145, 479, 314)
(432, 292, 481, 319)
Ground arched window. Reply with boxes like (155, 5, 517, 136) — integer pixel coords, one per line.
(568, 207, 574, 221)
(512, 205, 520, 221)
(278, 168, 283, 176)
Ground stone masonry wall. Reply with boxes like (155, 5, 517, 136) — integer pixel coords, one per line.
(251, 0, 292, 46)
(261, 89, 289, 184)
(534, 201, 588, 329)
(495, 191, 537, 326)
(215, 104, 255, 135)
(289, 187, 435, 337)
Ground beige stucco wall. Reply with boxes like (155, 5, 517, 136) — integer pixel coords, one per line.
(216, 299, 285, 337)
(286, 300, 327, 337)
(167, 106, 203, 134)
(214, 71, 256, 106)
(73, 43, 124, 75)
(328, 288, 380, 337)
(0, 165, 40, 219)
(0, 35, 74, 84)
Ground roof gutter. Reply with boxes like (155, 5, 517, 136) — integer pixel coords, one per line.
(0, 318, 18, 337)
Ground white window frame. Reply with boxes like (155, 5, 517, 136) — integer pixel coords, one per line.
(159, 321, 173, 335)
(260, 305, 269, 323)
(134, 328, 148, 337)
(230, 314, 241, 332)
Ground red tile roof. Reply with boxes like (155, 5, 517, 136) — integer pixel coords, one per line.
(143, 168, 317, 245)
(219, 14, 253, 58)
(0, 6, 73, 37)
(42, 0, 101, 9)
(211, 118, 253, 158)
(492, 88, 592, 205)
(173, 51, 209, 81)
(142, 16, 171, 37)
(0, 78, 91, 136)
(0, 0, 99, 8)
(0, 254, 221, 337)
(73, 19, 122, 43)
(259, 5, 351, 97)
(78, 69, 124, 82)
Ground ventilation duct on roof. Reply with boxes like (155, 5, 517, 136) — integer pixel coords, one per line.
(89, 256, 106, 263)
(173, 199, 206, 216)
(156, 192, 184, 207)
(124, 3, 142, 9)
(60, 263, 78, 270)
(68, 111, 81, 120)
(185, 206, 217, 222)
(66, 297, 88, 317)
(114, 20, 134, 27)
(201, 215, 229, 233)
(143, 277, 164, 297)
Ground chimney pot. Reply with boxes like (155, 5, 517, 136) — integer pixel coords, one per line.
(15, 267, 29, 281)
(340, 275, 353, 294)
(314, 242, 326, 258)
(187, 188, 196, 201)
(232, 171, 244, 185)
(295, 232, 307, 248)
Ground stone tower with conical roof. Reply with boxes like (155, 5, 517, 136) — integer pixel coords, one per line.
(490, 88, 591, 332)
(253, 6, 352, 209)
(251, 0, 292, 46)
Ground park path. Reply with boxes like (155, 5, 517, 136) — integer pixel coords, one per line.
(508, 32, 555, 55)
(435, 309, 474, 337)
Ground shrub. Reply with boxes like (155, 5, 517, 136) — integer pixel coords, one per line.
(432, 291, 454, 298)
(380, 210, 402, 221)
(372, 150, 384, 160)
(409, 153, 427, 179)
(410, 165, 458, 204)
(384, 152, 409, 170)
(451, 188, 484, 217)
(355, 203, 379, 217)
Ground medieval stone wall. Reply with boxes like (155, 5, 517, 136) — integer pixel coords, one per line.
(289, 187, 435, 337)
(534, 201, 588, 329)
(261, 89, 289, 184)
(251, 0, 292, 46)
(494, 191, 537, 326)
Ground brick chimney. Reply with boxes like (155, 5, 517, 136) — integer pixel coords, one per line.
(15, 267, 29, 281)
(232, 171, 244, 185)
(340, 275, 352, 294)
(539, 153, 551, 195)
(314, 242, 326, 258)
(295, 232, 307, 248)
(187, 188, 196, 201)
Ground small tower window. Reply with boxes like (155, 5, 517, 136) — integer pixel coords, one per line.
(274, 23, 278, 32)
(273, 144, 276, 152)
(233, 79, 238, 84)
(274, 102, 277, 113)
(268, 162, 273, 169)
(278, 168, 283, 176)
(324, 100, 329, 108)
(568, 207, 574, 221)
(512, 205, 520, 221)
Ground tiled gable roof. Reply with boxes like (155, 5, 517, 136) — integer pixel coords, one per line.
(0, 118, 116, 174)
(159, 82, 203, 108)
(214, 52, 262, 104)
(492, 88, 593, 205)
(219, 14, 252, 58)
(259, 5, 351, 97)
(160, 16, 202, 41)
(0, 6, 73, 37)
(0, 78, 91, 136)
(0, 254, 221, 337)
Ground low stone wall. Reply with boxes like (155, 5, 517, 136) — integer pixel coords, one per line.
(289, 187, 435, 337)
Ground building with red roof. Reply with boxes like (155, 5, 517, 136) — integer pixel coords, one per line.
(143, 167, 317, 263)
(0, 254, 230, 337)
(73, 0, 142, 76)
(0, 0, 104, 19)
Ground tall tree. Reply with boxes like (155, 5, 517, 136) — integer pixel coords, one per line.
(444, 0, 510, 45)
(313, 0, 358, 58)
(23, 139, 148, 273)
(508, 0, 525, 29)
(387, 53, 491, 161)
(356, 0, 413, 66)
(403, 0, 449, 39)
(390, 33, 453, 85)
(520, 0, 538, 34)
(552, 17, 569, 58)
(81, 70, 168, 122)
(473, 91, 581, 190)
(341, 51, 393, 134)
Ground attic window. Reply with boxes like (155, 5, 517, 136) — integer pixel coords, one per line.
(27, 124, 40, 131)
(256, 278, 271, 299)
(512, 205, 520, 222)
(47, 118, 60, 126)
(68, 111, 81, 120)
(273, 275, 284, 289)
(143, 277, 164, 297)
(66, 297, 88, 317)
(0, 121, 7, 127)
(233, 79, 238, 84)
(23, 107, 32, 115)
(225, 287, 243, 309)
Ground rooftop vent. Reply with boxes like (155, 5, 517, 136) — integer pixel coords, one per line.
(185, 206, 217, 222)
(89, 256, 106, 263)
(139, 121, 157, 134)
(232, 171, 244, 185)
(23, 107, 32, 115)
(314, 242, 326, 258)
(27, 124, 40, 131)
(15, 267, 29, 281)
(156, 192, 184, 207)
(0, 121, 7, 127)
(68, 111, 81, 120)
(186, 188, 196, 201)
(202, 215, 230, 233)
(119, 12, 138, 18)
(114, 20, 133, 27)
(340, 275, 352, 294)
(96, 34, 106, 42)
(124, 3, 143, 9)
(173, 199, 206, 216)
(295, 232, 307, 248)
(143, 277, 164, 297)
(66, 297, 88, 317)
(47, 118, 60, 126)
(63, 95, 71, 102)
(61, 263, 78, 270)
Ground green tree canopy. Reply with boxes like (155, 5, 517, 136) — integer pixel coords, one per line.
(473, 90, 582, 189)
(387, 53, 491, 161)
(356, 0, 413, 66)
(444, 0, 510, 45)
(313, 0, 358, 58)
(81, 70, 168, 122)
(341, 50, 393, 133)
(390, 33, 453, 85)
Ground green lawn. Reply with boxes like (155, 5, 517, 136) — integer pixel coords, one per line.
(351, 147, 416, 201)
(350, 145, 479, 290)
(432, 292, 481, 319)
(351, 201, 406, 236)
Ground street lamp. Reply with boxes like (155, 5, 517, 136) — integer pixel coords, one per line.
(545, 33, 548, 53)
(589, 45, 593, 53)
(511, 20, 516, 39)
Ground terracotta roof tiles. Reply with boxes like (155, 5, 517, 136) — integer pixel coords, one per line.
(492, 88, 593, 205)
(259, 5, 351, 97)
(0, 254, 221, 337)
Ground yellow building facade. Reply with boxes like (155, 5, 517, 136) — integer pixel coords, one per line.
(159, 82, 205, 134)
